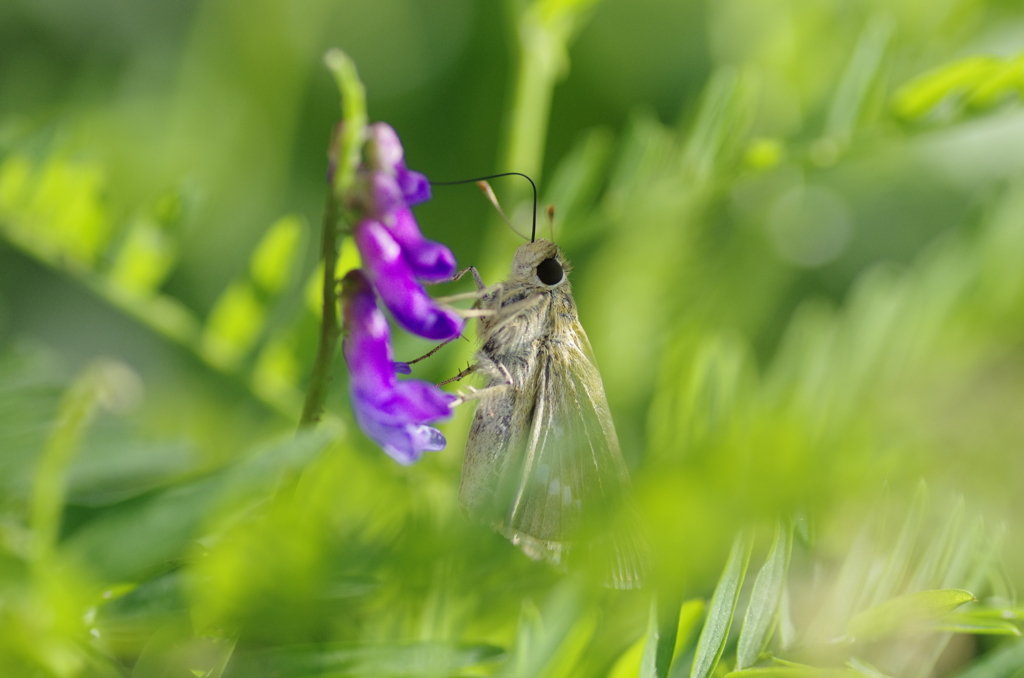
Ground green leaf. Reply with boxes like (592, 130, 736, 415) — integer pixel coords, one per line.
(864, 481, 928, 608)
(725, 658, 860, 678)
(965, 524, 1006, 595)
(108, 217, 178, 294)
(778, 584, 796, 651)
(667, 598, 706, 677)
(906, 497, 965, 592)
(939, 517, 983, 590)
(66, 438, 197, 506)
(846, 589, 976, 641)
(67, 428, 334, 581)
(737, 522, 792, 669)
(932, 614, 1022, 637)
(608, 636, 646, 678)
(727, 670, 817, 678)
(639, 599, 660, 678)
(960, 607, 1024, 620)
(31, 360, 135, 562)
(846, 657, 892, 678)
(542, 612, 598, 678)
(808, 523, 873, 643)
(508, 584, 592, 678)
(249, 215, 304, 294)
(893, 55, 1002, 119)
(201, 281, 267, 369)
(951, 641, 1024, 678)
(726, 665, 854, 678)
(131, 621, 236, 678)
(223, 641, 503, 678)
(681, 67, 749, 183)
(823, 13, 894, 146)
(690, 533, 754, 678)
(967, 55, 1024, 108)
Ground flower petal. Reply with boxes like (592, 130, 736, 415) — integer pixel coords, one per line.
(342, 269, 454, 464)
(370, 171, 405, 218)
(340, 270, 395, 394)
(354, 219, 464, 340)
(397, 167, 431, 205)
(402, 424, 447, 456)
(382, 423, 447, 465)
(387, 207, 457, 283)
(349, 381, 452, 465)
(388, 380, 456, 422)
(350, 397, 444, 465)
(366, 122, 404, 173)
(366, 123, 430, 205)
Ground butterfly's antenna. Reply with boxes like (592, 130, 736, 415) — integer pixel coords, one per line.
(546, 205, 556, 242)
(472, 181, 525, 240)
(431, 172, 539, 242)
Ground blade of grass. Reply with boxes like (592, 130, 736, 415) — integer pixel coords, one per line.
(31, 360, 134, 565)
(846, 657, 893, 678)
(847, 589, 976, 641)
(726, 665, 852, 678)
(906, 497, 965, 592)
(932, 615, 1021, 636)
(667, 599, 706, 678)
(942, 517, 984, 589)
(778, 583, 796, 651)
(949, 640, 1024, 678)
(737, 522, 792, 669)
(865, 481, 928, 608)
(911, 522, 1007, 678)
(639, 599, 660, 678)
(690, 533, 754, 678)
(823, 13, 894, 147)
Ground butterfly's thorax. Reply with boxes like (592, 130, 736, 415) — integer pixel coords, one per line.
(478, 281, 577, 383)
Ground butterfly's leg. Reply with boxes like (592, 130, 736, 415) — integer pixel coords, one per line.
(439, 362, 475, 386)
(446, 265, 505, 306)
(448, 363, 514, 407)
(453, 266, 486, 290)
(402, 333, 470, 368)
(436, 267, 502, 308)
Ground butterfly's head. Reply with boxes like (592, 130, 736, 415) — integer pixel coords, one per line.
(510, 238, 572, 287)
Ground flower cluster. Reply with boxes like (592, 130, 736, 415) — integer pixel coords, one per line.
(341, 270, 455, 464)
(340, 123, 462, 464)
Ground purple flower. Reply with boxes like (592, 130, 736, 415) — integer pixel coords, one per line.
(342, 270, 455, 465)
(386, 206, 457, 283)
(360, 171, 455, 283)
(346, 122, 462, 340)
(366, 122, 431, 205)
(337, 122, 463, 463)
(353, 219, 462, 340)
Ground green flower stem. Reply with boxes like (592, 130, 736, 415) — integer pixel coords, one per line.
(478, 0, 600, 277)
(299, 50, 366, 428)
(504, 0, 598, 180)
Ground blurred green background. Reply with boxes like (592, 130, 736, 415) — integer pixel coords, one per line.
(3, 0, 1024, 676)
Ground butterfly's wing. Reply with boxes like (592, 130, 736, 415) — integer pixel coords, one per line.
(504, 331, 629, 536)
(460, 314, 647, 586)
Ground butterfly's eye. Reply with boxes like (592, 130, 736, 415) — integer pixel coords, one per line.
(536, 257, 563, 285)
